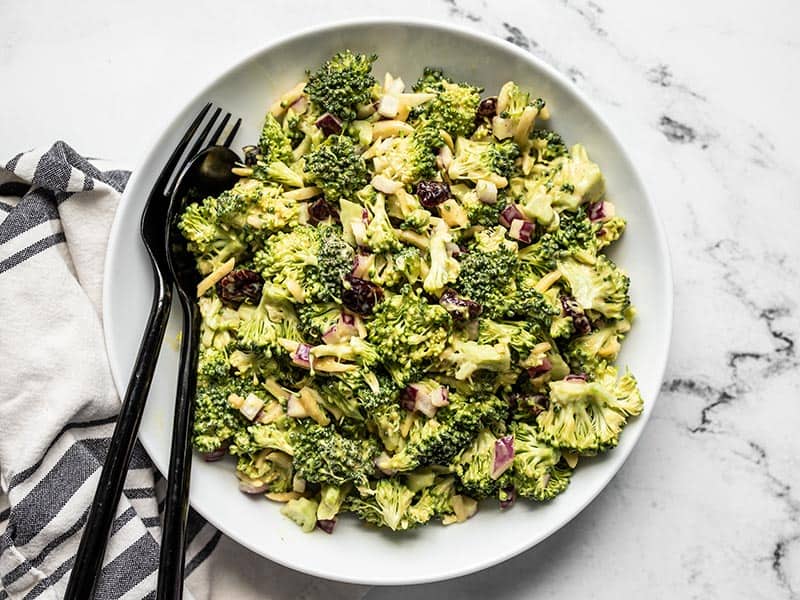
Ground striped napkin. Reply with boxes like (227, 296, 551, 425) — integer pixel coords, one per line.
(0, 142, 368, 600)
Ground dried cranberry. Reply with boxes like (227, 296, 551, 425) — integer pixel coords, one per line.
(439, 289, 482, 321)
(415, 181, 450, 208)
(217, 269, 264, 306)
(341, 275, 383, 315)
(477, 96, 498, 118)
(308, 198, 333, 223)
(315, 113, 343, 136)
(560, 295, 592, 336)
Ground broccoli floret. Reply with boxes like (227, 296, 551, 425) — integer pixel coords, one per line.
(192, 378, 257, 453)
(558, 255, 630, 320)
(477, 318, 544, 361)
(407, 476, 457, 524)
(232, 420, 296, 457)
(316, 226, 355, 301)
(453, 429, 500, 499)
(305, 50, 377, 121)
(222, 179, 301, 237)
(259, 113, 294, 163)
(517, 210, 597, 275)
(507, 422, 572, 500)
(236, 449, 293, 492)
(306, 135, 369, 201)
(253, 161, 305, 188)
(291, 423, 379, 486)
(328, 369, 400, 413)
(346, 478, 417, 531)
(423, 219, 461, 296)
(448, 137, 520, 186)
(382, 393, 506, 471)
(317, 483, 352, 521)
(411, 67, 482, 138)
(198, 295, 241, 350)
(445, 339, 511, 380)
(281, 497, 319, 533)
(366, 125, 442, 185)
(459, 188, 508, 227)
(530, 129, 568, 162)
(177, 199, 246, 274)
(537, 365, 643, 453)
(235, 289, 300, 353)
(363, 192, 401, 253)
(544, 144, 605, 210)
(252, 225, 324, 303)
(455, 228, 525, 319)
(595, 215, 626, 250)
(295, 302, 340, 341)
(369, 403, 405, 451)
(197, 346, 231, 382)
(563, 317, 631, 375)
(366, 285, 452, 385)
(497, 81, 544, 120)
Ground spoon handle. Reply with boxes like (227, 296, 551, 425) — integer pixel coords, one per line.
(65, 274, 172, 600)
(157, 295, 200, 600)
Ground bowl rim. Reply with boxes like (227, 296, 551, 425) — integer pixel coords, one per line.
(103, 16, 673, 585)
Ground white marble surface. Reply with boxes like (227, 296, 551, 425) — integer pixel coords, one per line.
(3, 1, 799, 598)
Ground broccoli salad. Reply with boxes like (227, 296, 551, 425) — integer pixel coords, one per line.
(178, 50, 642, 534)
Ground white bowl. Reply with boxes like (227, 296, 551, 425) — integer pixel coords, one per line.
(103, 18, 672, 586)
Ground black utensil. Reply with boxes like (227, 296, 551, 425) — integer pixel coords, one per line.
(157, 128, 241, 600)
(65, 102, 227, 600)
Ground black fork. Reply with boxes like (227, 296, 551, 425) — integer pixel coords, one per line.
(65, 104, 240, 600)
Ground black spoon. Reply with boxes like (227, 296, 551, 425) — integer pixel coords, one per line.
(158, 143, 240, 600)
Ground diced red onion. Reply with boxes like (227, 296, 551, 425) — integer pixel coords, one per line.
(527, 357, 552, 378)
(430, 386, 449, 408)
(414, 393, 437, 418)
(315, 112, 342, 136)
(352, 254, 372, 279)
(292, 343, 311, 368)
(289, 95, 309, 114)
(337, 313, 359, 338)
(587, 201, 606, 221)
(499, 485, 516, 510)
(508, 219, 535, 244)
(491, 435, 515, 479)
(565, 373, 588, 382)
(401, 385, 418, 411)
(239, 480, 269, 494)
(499, 204, 526, 228)
(317, 519, 336, 534)
(321, 325, 340, 345)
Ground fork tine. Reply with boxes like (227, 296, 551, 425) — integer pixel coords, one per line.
(152, 103, 212, 195)
(222, 118, 242, 149)
(165, 107, 221, 198)
(211, 113, 232, 146)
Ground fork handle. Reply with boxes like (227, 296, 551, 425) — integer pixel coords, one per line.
(157, 295, 200, 600)
(65, 273, 172, 600)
